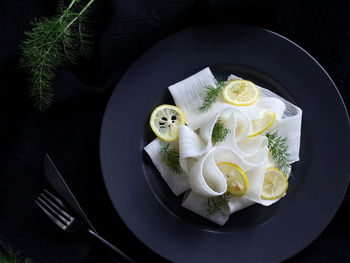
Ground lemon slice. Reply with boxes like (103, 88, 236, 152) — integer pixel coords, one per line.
(223, 79, 259, 106)
(217, 162, 248, 196)
(248, 110, 276, 137)
(261, 167, 288, 200)
(149, 104, 186, 141)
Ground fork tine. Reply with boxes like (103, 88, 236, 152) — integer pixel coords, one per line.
(35, 199, 67, 230)
(37, 196, 70, 226)
(43, 189, 66, 209)
(41, 191, 72, 220)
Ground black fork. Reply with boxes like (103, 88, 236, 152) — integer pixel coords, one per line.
(36, 189, 134, 262)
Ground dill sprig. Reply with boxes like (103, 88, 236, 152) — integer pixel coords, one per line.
(160, 142, 183, 174)
(266, 131, 292, 176)
(198, 80, 226, 112)
(20, 0, 95, 111)
(205, 192, 232, 216)
(212, 118, 230, 144)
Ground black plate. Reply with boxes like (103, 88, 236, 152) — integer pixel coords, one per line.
(100, 25, 350, 262)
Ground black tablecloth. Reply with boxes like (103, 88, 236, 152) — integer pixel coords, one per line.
(1, 0, 349, 262)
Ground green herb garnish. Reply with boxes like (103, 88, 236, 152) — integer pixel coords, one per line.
(20, 0, 95, 111)
(266, 131, 291, 176)
(198, 80, 226, 112)
(205, 192, 232, 216)
(160, 142, 182, 174)
(212, 119, 230, 144)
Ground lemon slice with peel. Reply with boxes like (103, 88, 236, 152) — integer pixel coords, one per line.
(223, 79, 259, 106)
(217, 162, 248, 196)
(149, 104, 186, 142)
(248, 110, 276, 137)
(261, 167, 288, 200)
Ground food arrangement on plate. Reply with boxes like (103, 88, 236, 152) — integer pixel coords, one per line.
(145, 67, 302, 225)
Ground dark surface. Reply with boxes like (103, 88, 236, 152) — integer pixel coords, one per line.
(100, 25, 350, 262)
(0, 0, 350, 262)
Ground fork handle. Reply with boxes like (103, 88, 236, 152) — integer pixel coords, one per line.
(86, 228, 135, 262)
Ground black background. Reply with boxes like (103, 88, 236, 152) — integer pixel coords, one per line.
(0, 0, 349, 262)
